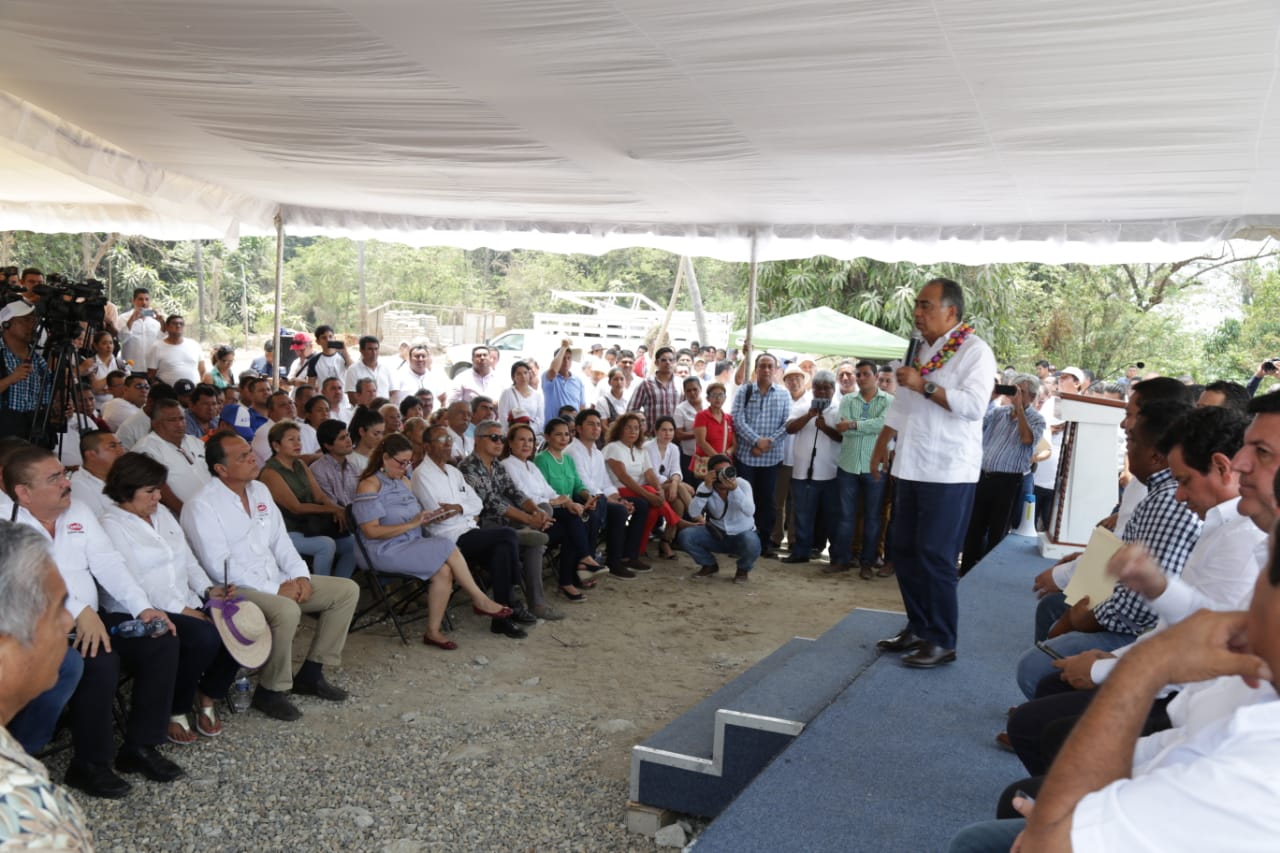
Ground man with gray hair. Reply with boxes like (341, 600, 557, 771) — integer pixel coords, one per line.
(780, 369, 842, 565)
(0, 522, 93, 845)
(959, 373, 1045, 575)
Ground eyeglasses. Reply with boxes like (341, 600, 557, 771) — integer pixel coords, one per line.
(838, 372, 854, 379)
(707, 391, 726, 399)
(480, 434, 505, 443)
(387, 455, 413, 467)
(131, 383, 150, 391)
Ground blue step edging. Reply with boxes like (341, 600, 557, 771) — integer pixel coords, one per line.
(630, 608, 904, 817)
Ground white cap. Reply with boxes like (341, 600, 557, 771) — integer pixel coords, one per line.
(1060, 366, 1085, 382)
(0, 301, 35, 324)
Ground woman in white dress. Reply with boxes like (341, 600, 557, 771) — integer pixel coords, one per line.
(644, 416, 693, 558)
(497, 361, 544, 427)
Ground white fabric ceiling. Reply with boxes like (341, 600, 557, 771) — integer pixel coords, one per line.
(2, 0, 1280, 262)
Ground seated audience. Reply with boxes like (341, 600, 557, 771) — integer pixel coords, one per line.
(0, 523, 93, 845)
(101, 374, 147, 432)
(603, 413, 688, 569)
(320, 376, 351, 423)
(379, 402, 403, 435)
(132, 399, 211, 514)
(402, 415, 429, 467)
(458, 421, 554, 621)
(185, 383, 221, 439)
(347, 406, 386, 473)
(260, 422, 355, 580)
(645, 415, 695, 559)
(399, 395, 424, 425)
(309, 420, 360, 507)
(444, 401, 473, 461)
(503, 422, 596, 602)
(100, 453, 242, 744)
(252, 390, 312, 467)
(6, 446, 182, 799)
(353, 434, 522, 646)
(181, 434, 359, 722)
(202, 345, 236, 392)
(565, 410, 648, 580)
(220, 374, 270, 442)
(411, 424, 547, 621)
(68, 430, 125, 517)
(678, 454, 758, 583)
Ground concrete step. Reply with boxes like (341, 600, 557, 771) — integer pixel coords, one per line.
(630, 608, 903, 818)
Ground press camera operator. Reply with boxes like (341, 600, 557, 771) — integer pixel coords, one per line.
(0, 300, 52, 439)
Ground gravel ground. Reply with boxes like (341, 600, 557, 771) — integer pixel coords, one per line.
(48, 553, 905, 852)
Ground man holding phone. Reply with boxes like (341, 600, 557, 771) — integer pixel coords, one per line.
(959, 374, 1045, 575)
(117, 288, 163, 376)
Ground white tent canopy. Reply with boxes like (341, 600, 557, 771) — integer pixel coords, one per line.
(3, 0, 1280, 263)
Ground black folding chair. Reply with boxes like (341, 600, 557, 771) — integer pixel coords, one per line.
(347, 505, 434, 645)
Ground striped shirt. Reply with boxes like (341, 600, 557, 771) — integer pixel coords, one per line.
(980, 403, 1047, 474)
(732, 382, 791, 468)
(837, 388, 893, 474)
(1094, 468, 1202, 634)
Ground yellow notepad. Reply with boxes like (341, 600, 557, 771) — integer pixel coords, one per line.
(1063, 526, 1124, 607)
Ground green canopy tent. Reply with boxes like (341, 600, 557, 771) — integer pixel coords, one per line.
(732, 306, 908, 361)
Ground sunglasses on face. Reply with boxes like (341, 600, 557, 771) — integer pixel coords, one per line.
(480, 434, 505, 443)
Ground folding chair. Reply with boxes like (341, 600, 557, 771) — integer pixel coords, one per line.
(347, 506, 433, 645)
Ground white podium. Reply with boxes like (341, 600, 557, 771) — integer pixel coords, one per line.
(1038, 393, 1126, 558)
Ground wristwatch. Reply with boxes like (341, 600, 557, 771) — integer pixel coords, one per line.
(923, 381, 939, 398)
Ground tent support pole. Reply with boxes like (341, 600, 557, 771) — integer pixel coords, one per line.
(272, 212, 284, 391)
(744, 230, 758, 369)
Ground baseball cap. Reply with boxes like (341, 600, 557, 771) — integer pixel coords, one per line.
(0, 301, 35, 323)
(173, 379, 196, 396)
(1060, 366, 1085, 382)
(290, 332, 313, 351)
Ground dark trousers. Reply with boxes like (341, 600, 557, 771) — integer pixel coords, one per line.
(1034, 485, 1055, 532)
(960, 470, 1024, 572)
(457, 527, 520, 605)
(891, 478, 976, 650)
(585, 498, 647, 565)
(9, 646, 83, 755)
(71, 612, 180, 766)
(168, 612, 239, 708)
(789, 477, 838, 559)
(548, 507, 591, 586)
(736, 461, 780, 551)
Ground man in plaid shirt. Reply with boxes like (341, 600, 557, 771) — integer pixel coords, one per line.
(733, 353, 791, 556)
(1014, 398, 1202, 698)
(0, 301, 53, 442)
(627, 346, 680, 436)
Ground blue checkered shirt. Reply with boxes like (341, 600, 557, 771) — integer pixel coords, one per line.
(1094, 468, 1202, 633)
(732, 382, 790, 467)
(981, 404, 1046, 474)
(0, 344, 52, 412)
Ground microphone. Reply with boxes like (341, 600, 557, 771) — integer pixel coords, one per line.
(904, 330, 923, 369)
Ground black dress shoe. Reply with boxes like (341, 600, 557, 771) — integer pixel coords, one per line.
(115, 745, 185, 783)
(509, 606, 539, 624)
(65, 762, 132, 799)
(292, 674, 349, 702)
(876, 628, 924, 652)
(780, 554, 809, 564)
(760, 548, 779, 559)
(490, 617, 528, 639)
(902, 643, 957, 668)
(251, 687, 303, 721)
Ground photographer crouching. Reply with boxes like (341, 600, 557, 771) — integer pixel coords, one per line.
(680, 454, 760, 584)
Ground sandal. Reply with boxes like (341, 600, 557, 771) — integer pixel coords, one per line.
(167, 714, 198, 745)
(195, 703, 223, 737)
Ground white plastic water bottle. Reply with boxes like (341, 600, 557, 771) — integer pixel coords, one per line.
(228, 669, 253, 713)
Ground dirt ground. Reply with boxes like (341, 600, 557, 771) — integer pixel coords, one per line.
(339, 547, 906, 790)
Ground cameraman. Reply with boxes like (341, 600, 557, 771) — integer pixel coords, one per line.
(1246, 357, 1280, 398)
(680, 454, 760, 584)
(0, 301, 52, 440)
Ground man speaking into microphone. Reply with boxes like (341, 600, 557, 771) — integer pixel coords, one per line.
(870, 278, 996, 668)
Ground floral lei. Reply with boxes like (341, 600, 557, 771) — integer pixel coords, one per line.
(915, 323, 974, 377)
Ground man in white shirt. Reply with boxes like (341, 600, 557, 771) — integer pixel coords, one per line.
(5, 446, 182, 799)
(320, 376, 352, 424)
(410, 423, 541, 620)
(780, 370, 841, 565)
(444, 401, 474, 462)
(871, 278, 997, 668)
(681, 455, 760, 583)
(396, 342, 447, 401)
(344, 335, 398, 404)
(132, 400, 210, 515)
(180, 434, 358, 722)
(565, 409, 644, 579)
(115, 288, 162, 375)
(305, 325, 351, 390)
(146, 314, 205, 387)
(68, 430, 124, 517)
(101, 375, 147, 432)
(452, 345, 507, 403)
(251, 391, 319, 467)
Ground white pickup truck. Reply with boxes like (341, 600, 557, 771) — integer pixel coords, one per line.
(444, 329, 580, 378)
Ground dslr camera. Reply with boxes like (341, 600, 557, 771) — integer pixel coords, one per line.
(716, 464, 737, 484)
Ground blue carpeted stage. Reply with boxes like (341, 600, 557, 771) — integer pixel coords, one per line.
(633, 535, 1054, 852)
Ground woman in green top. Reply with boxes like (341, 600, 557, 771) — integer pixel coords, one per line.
(258, 421, 357, 579)
(203, 344, 236, 391)
(535, 417, 607, 592)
